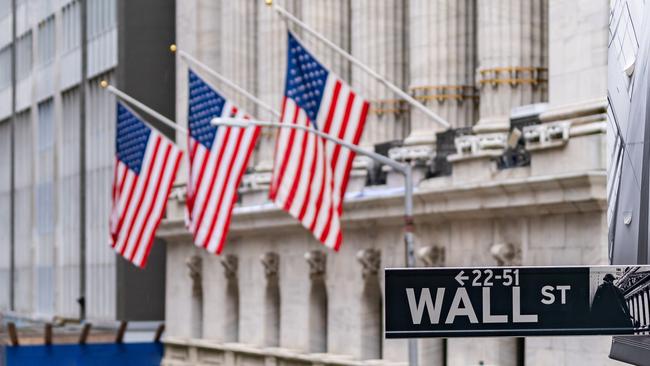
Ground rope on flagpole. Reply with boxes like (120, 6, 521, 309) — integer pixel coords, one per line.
(100, 80, 189, 135)
(265, 0, 450, 130)
(170, 45, 282, 119)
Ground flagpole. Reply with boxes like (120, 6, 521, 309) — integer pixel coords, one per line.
(214, 117, 407, 173)
(212, 118, 418, 366)
(170, 45, 282, 119)
(100, 81, 189, 135)
(265, 0, 449, 131)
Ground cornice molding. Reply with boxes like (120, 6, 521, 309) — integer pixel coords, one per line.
(158, 171, 605, 242)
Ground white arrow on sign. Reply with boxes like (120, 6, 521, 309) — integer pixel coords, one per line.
(455, 270, 469, 286)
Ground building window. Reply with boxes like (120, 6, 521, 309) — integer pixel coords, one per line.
(37, 99, 55, 235)
(16, 31, 32, 80)
(37, 15, 55, 66)
(62, 0, 80, 52)
(0, 46, 10, 89)
(87, 0, 116, 39)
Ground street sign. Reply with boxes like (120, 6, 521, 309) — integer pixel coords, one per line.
(385, 265, 650, 338)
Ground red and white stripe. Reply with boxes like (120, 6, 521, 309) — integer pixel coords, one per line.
(110, 131, 182, 268)
(270, 76, 369, 250)
(186, 106, 260, 254)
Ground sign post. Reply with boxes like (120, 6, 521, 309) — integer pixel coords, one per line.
(385, 265, 650, 338)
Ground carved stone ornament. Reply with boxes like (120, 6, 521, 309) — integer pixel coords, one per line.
(490, 242, 521, 266)
(416, 246, 445, 267)
(185, 255, 202, 297)
(260, 252, 279, 280)
(221, 254, 238, 281)
(356, 248, 381, 279)
(304, 250, 326, 280)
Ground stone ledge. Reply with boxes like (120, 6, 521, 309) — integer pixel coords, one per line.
(159, 171, 606, 240)
(162, 337, 406, 366)
(539, 97, 607, 123)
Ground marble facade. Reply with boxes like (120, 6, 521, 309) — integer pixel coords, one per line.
(162, 1, 612, 365)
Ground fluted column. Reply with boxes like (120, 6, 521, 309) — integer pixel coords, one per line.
(351, 0, 408, 147)
(175, 0, 222, 180)
(186, 255, 203, 338)
(474, 0, 548, 132)
(301, 0, 351, 80)
(408, 0, 477, 145)
(195, 0, 221, 69)
(254, 1, 300, 171)
(219, 0, 257, 114)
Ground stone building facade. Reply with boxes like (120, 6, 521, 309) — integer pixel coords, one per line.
(161, 1, 612, 365)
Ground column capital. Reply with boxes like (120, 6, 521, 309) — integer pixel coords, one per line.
(490, 243, 521, 266)
(185, 255, 203, 297)
(304, 250, 326, 280)
(221, 254, 238, 281)
(260, 251, 279, 280)
(416, 246, 445, 267)
(356, 248, 381, 279)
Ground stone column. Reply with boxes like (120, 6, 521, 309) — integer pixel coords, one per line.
(301, 0, 375, 189)
(186, 255, 203, 338)
(221, 254, 239, 342)
(195, 0, 221, 69)
(253, 1, 300, 176)
(408, 0, 478, 146)
(351, 0, 408, 147)
(219, 0, 257, 114)
(301, 0, 351, 80)
(305, 250, 328, 353)
(357, 248, 382, 360)
(474, 0, 548, 132)
(175, 0, 222, 179)
(261, 252, 280, 347)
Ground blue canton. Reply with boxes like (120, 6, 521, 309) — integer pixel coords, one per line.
(116, 102, 151, 175)
(285, 32, 329, 128)
(188, 70, 228, 150)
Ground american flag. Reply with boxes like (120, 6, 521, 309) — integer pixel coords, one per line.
(270, 32, 370, 250)
(186, 70, 261, 254)
(110, 102, 183, 267)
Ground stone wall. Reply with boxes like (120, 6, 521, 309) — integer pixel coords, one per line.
(161, 129, 609, 364)
(164, 0, 612, 365)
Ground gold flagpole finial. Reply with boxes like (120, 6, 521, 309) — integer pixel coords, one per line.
(264, 0, 273, 5)
(100, 80, 108, 88)
(169, 44, 177, 53)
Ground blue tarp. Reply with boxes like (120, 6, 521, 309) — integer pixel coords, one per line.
(2, 342, 163, 366)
